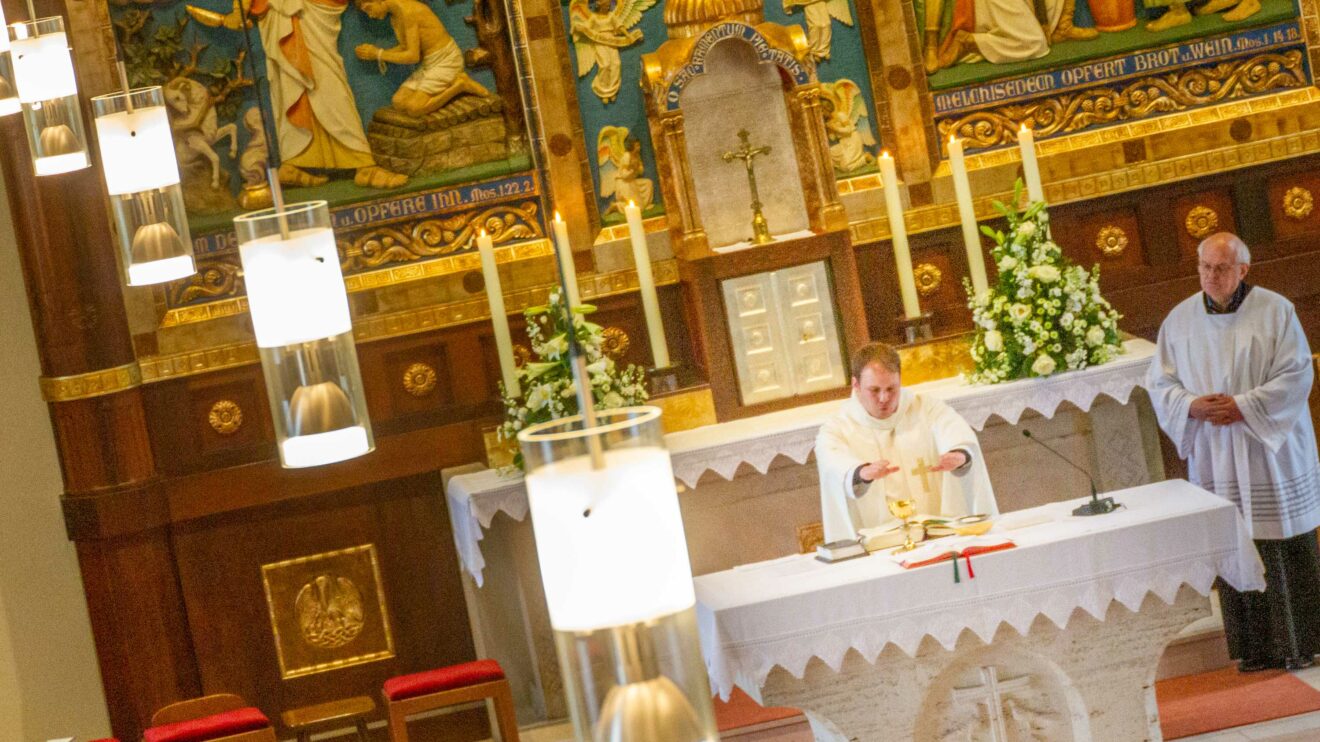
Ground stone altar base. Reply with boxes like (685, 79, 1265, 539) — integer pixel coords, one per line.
(757, 586, 1209, 742)
(367, 95, 508, 176)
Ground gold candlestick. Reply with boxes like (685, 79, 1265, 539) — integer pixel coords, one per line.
(722, 129, 774, 245)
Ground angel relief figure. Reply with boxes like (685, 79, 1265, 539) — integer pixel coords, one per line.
(598, 126, 654, 217)
(569, 0, 658, 104)
(820, 79, 876, 175)
(783, 0, 854, 62)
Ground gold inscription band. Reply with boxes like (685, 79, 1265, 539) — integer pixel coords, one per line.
(38, 363, 143, 402)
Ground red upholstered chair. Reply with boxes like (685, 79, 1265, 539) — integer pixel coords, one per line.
(383, 659, 519, 742)
(144, 693, 276, 742)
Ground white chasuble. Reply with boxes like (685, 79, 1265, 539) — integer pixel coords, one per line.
(1149, 288, 1320, 539)
(816, 390, 998, 543)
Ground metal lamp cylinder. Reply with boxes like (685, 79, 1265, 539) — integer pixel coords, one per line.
(0, 4, 19, 116)
(234, 201, 374, 468)
(92, 86, 195, 285)
(8, 17, 89, 175)
(518, 407, 718, 742)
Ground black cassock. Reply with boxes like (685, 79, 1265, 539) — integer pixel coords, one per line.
(1219, 531, 1320, 667)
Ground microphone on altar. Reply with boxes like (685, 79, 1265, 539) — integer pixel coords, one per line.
(1021, 429, 1119, 517)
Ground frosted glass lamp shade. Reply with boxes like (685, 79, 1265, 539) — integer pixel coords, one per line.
(9, 18, 89, 175)
(235, 201, 374, 468)
(518, 407, 717, 742)
(93, 86, 195, 285)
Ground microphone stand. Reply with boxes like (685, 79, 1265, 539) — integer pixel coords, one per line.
(1021, 430, 1118, 516)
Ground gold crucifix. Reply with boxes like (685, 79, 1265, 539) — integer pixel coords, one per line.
(721, 129, 774, 245)
(911, 457, 936, 494)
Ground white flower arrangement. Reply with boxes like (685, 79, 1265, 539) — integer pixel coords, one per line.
(966, 183, 1124, 384)
(497, 288, 649, 467)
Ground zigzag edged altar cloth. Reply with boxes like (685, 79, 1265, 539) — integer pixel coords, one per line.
(694, 480, 1264, 741)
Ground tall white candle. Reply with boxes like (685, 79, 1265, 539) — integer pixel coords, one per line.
(1017, 124, 1044, 205)
(879, 152, 921, 320)
(551, 211, 582, 308)
(624, 201, 670, 369)
(478, 230, 520, 397)
(947, 135, 989, 297)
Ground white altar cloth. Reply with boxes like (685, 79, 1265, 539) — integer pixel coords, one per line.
(446, 339, 1157, 585)
(695, 479, 1265, 700)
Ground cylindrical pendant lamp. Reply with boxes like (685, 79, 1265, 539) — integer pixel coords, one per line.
(92, 86, 196, 285)
(234, 201, 374, 468)
(0, 5, 20, 116)
(8, 17, 90, 175)
(519, 407, 718, 742)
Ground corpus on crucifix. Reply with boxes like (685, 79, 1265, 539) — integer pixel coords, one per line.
(721, 129, 774, 245)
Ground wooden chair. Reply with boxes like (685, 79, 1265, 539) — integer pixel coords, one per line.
(144, 693, 276, 742)
(382, 659, 519, 742)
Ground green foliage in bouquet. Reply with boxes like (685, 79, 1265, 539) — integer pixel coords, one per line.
(497, 288, 649, 468)
(966, 183, 1124, 384)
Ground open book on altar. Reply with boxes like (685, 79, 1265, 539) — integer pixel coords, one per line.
(892, 535, 1016, 573)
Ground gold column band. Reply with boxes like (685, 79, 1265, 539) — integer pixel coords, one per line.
(39, 363, 143, 402)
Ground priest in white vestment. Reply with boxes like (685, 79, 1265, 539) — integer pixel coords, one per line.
(1149, 232, 1320, 672)
(817, 342, 998, 543)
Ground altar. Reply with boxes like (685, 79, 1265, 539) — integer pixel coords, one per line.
(444, 338, 1168, 722)
(695, 480, 1265, 741)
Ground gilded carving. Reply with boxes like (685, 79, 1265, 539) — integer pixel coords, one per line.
(937, 52, 1306, 148)
(39, 363, 142, 403)
(262, 544, 395, 680)
(168, 205, 544, 308)
(344, 203, 542, 272)
(295, 576, 366, 650)
(207, 400, 243, 435)
(168, 260, 244, 308)
(402, 362, 438, 397)
(1284, 186, 1314, 220)
(1094, 226, 1129, 257)
(914, 263, 943, 297)
(1185, 205, 1220, 239)
(601, 327, 631, 359)
(513, 344, 532, 368)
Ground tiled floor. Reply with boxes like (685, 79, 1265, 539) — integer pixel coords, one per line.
(499, 664, 1320, 741)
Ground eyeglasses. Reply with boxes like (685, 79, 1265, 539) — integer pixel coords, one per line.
(1198, 262, 1241, 276)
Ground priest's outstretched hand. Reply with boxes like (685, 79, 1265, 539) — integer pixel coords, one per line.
(858, 460, 900, 482)
(929, 450, 971, 472)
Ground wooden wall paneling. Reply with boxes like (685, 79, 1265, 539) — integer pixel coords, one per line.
(1231, 174, 1275, 248)
(906, 238, 969, 338)
(854, 241, 898, 343)
(172, 473, 486, 740)
(1050, 206, 1147, 284)
(75, 530, 201, 741)
(143, 370, 275, 477)
(1268, 171, 1320, 241)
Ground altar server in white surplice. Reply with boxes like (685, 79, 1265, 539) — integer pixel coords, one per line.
(817, 342, 998, 543)
(1149, 231, 1320, 673)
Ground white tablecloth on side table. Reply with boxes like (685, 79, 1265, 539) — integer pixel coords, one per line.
(694, 479, 1264, 700)
(446, 339, 1158, 585)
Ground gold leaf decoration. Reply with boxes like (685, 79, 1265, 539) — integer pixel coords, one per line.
(1284, 186, 1314, 220)
(1185, 206, 1219, 240)
(914, 263, 943, 297)
(937, 51, 1306, 148)
(169, 259, 244, 307)
(207, 400, 243, 436)
(601, 327, 631, 359)
(1094, 226, 1128, 257)
(344, 203, 542, 272)
(401, 362, 437, 397)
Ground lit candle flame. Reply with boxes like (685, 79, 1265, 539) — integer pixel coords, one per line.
(881, 150, 892, 159)
(628, 200, 636, 209)
(554, 210, 563, 223)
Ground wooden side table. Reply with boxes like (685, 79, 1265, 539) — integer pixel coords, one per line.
(281, 696, 376, 742)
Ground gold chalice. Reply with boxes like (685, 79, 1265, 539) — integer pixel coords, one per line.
(887, 494, 918, 552)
